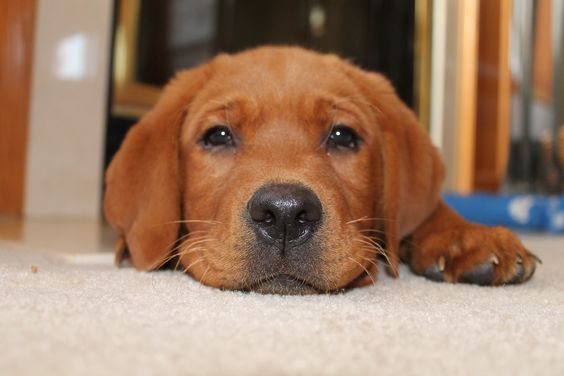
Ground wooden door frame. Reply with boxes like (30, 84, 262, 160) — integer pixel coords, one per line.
(0, 0, 36, 216)
(473, 0, 512, 191)
(430, 0, 479, 193)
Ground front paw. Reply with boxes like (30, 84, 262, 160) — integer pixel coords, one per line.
(402, 226, 540, 286)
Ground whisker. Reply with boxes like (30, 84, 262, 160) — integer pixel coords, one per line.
(151, 219, 223, 228)
(173, 240, 210, 271)
(354, 236, 398, 276)
(176, 245, 214, 272)
(378, 250, 396, 275)
(182, 238, 216, 249)
(346, 216, 394, 225)
(149, 229, 210, 268)
(176, 246, 208, 258)
(149, 231, 195, 270)
(183, 258, 205, 274)
(359, 239, 385, 252)
(160, 236, 210, 269)
(355, 244, 380, 259)
(359, 246, 386, 258)
(348, 256, 375, 285)
(199, 266, 211, 284)
(346, 217, 373, 225)
(358, 228, 386, 235)
(173, 239, 208, 271)
(151, 254, 174, 271)
(173, 253, 183, 271)
(355, 253, 378, 267)
(180, 230, 213, 235)
(355, 249, 391, 269)
(368, 243, 393, 268)
(151, 247, 183, 271)
(174, 219, 223, 224)
(358, 235, 387, 252)
(151, 232, 215, 270)
(169, 232, 199, 251)
(170, 235, 215, 255)
(353, 238, 382, 249)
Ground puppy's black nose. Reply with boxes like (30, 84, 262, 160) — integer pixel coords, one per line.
(248, 184, 322, 245)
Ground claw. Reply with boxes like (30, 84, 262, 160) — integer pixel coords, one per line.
(423, 263, 445, 282)
(490, 255, 499, 265)
(531, 253, 543, 264)
(506, 263, 525, 284)
(437, 256, 446, 272)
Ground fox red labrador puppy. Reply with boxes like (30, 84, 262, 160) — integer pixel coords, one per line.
(104, 46, 538, 294)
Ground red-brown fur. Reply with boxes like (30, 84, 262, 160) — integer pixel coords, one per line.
(104, 47, 537, 293)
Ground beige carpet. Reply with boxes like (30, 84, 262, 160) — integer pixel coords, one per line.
(1, 235, 563, 376)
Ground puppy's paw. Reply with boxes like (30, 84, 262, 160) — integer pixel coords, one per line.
(402, 225, 540, 286)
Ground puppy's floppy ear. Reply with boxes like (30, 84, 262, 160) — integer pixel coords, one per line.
(104, 64, 211, 271)
(341, 63, 445, 276)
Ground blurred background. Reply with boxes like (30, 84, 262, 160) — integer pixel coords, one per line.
(0, 0, 563, 251)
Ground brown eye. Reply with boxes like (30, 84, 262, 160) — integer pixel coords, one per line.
(327, 125, 361, 151)
(201, 126, 234, 148)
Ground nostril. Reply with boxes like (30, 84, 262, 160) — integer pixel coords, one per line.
(249, 205, 275, 224)
(263, 211, 275, 224)
(296, 202, 322, 224)
(296, 211, 308, 224)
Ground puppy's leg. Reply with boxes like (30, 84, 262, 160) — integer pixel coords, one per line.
(401, 202, 540, 285)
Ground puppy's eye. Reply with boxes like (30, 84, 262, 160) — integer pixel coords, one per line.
(327, 125, 361, 151)
(201, 126, 234, 148)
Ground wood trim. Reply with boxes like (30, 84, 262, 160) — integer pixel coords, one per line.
(112, 0, 161, 117)
(455, 0, 479, 193)
(473, 0, 512, 192)
(533, 0, 552, 103)
(414, 0, 433, 131)
(495, 0, 512, 188)
(0, 0, 36, 216)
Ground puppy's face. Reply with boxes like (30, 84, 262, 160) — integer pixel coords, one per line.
(104, 47, 443, 295)
(179, 51, 383, 294)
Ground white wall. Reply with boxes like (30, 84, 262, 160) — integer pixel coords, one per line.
(25, 0, 113, 218)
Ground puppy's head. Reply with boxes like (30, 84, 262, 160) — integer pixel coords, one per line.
(104, 47, 444, 294)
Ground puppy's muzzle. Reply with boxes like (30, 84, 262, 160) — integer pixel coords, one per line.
(247, 183, 322, 249)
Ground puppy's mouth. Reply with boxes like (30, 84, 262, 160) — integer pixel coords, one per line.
(244, 274, 322, 295)
(242, 268, 370, 295)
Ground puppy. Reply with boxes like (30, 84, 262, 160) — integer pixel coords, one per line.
(104, 46, 538, 294)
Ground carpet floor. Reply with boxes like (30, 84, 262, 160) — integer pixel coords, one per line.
(1, 235, 563, 376)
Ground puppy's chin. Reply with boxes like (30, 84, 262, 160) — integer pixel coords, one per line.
(247, 274, 321, 295)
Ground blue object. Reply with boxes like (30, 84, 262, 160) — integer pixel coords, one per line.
(443, 193, 564, 233)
